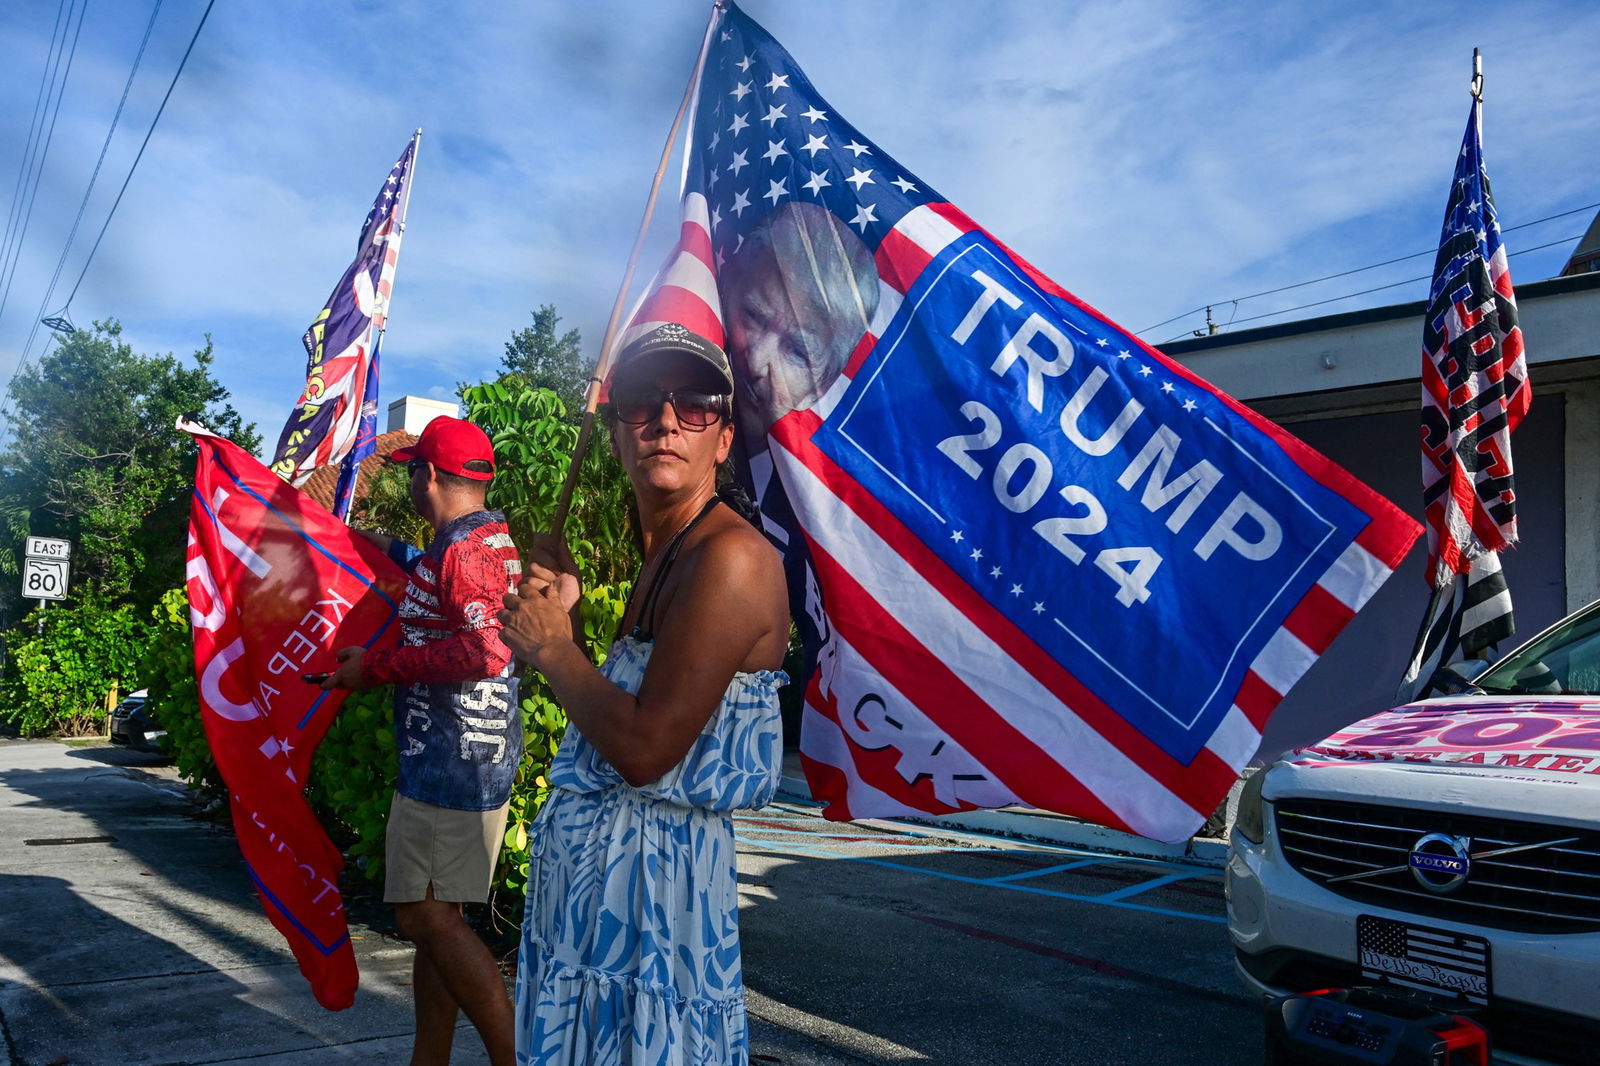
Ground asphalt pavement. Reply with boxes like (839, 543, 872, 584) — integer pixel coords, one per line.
(0, 737, 1253, 1065)
(736, 803, 1257, 1064)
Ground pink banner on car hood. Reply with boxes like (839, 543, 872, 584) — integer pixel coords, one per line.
(1298, 700, 1600, 778)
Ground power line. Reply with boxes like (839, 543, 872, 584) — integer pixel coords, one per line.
(1139, 199, 1600, 337)
(15, 0, 164, 381)
(60, 0, 217, 312)
(1161, 233, 1583, 342)
(0, 0, 88, 332)
(0, 0, 214, 450)
(0, 0, 70, 306)
(0, 0, 88, 458)
(0, 0, 70, 299)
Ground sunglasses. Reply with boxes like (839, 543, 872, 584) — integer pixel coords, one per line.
(406, 458, 430, 476)
(611, 388, 728, 429)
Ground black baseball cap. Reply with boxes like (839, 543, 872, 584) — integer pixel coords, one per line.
(609, 323, 734, 393)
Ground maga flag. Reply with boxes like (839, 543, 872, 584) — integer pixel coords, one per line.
(183, 420, 406, 1009)
(1399, 90, 1529, 701)
(631, 4, 1420, 842)
(270, 135, 417, 518)
(1419, 94, 1529, 586)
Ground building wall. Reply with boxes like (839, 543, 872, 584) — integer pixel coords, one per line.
(1256, 397, 1568, 757)
(1163, 272, 1600, 759)
(387, 395, 459, 435)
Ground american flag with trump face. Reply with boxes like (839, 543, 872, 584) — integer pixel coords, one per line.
(270, 136, 416, 518)
(627, 3, 1420, 841)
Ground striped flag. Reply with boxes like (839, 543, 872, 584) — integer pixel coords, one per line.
(1358, 915, 1489, 1003)
(1402, 91, 1530, 699)
(270, 135, 417, 518)
(1397, 552, 1514, 703)
(1421, 95, 1529, 583)
(620, 190, 724, 350)
(630, 3, 1420, 842)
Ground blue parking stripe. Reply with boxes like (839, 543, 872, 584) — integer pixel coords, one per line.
(1091, 869, 1211, 902)
(747, 801, 1206, 869)
(735, 832, 1225, 925)
(738, 803, 1203, 871)
(738, 826, 998, 852)
(984, 858, 1108, 883)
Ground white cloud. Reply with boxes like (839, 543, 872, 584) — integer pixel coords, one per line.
(0, 0, 1594, 448)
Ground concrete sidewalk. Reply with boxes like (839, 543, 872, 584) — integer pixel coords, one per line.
(0, 738, 464, 1066)
(0, 739, 864, 1066)
(0, 737, 1224, 1065)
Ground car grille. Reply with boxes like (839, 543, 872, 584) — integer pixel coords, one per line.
(1274, 798, 1600, 933)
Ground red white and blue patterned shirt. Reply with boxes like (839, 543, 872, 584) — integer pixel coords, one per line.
(362, 509, 523, 810)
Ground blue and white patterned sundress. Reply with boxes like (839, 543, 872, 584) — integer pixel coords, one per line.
(515, 635, 785, 1065)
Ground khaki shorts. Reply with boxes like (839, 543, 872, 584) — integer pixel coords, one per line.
(383, 792, 510, 904)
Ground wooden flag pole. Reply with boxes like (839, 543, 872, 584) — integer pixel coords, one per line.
(549, 1, 725, 542)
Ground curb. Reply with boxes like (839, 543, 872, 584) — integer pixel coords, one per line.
(776, 773, 1229, 869)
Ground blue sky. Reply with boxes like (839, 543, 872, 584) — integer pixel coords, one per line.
(0, 0, 1594, 452)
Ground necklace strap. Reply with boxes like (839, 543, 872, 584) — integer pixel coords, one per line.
(624, 495, 722, 643)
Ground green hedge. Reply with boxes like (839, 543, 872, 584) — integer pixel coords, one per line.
(0, 594, 150, 736)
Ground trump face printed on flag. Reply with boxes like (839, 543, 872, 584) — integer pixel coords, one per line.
(724, 201, 878, 443)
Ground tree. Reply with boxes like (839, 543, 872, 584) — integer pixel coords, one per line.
(348, 462, 433, 550)
(497, 304, 588, 416)
(0, 319, 259, 614)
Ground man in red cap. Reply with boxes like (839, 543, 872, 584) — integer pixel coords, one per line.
(324, 415, 521, 1066)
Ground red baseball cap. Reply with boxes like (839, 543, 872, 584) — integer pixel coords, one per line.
(389, 416, 495, 480)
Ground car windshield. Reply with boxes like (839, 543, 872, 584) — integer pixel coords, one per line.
(1475, 603, 1600, 695)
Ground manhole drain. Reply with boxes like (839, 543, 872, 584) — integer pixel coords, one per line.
(23, 835, 117, 846)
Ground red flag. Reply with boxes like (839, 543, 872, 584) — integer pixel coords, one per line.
(182, 420, 406, 1009)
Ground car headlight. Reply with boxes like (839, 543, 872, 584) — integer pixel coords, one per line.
(1233, 765, 1270, 844)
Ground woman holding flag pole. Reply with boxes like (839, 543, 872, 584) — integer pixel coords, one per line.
(496, 321, 788, 1062)
(494, 9, 788, 1061)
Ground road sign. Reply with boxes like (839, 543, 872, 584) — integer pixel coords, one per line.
(22, 556, 69, 601)
(24, 536, 70, 559)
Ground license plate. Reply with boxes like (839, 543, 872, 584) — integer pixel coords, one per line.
(1357, 915, 1491, 1004)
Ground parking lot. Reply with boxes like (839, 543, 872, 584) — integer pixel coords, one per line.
(0, 738, 1259, 1065)
(736, 802, 1258, 1065)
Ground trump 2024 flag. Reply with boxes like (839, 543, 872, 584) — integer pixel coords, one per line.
(634, 4, 1421, 842)
(184, 420, 405, 1008)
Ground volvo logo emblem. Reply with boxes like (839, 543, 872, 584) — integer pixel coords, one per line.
(1408, 833, 1472, 893)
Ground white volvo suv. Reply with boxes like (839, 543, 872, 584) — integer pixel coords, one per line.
(1228, 601, 1600, 1065)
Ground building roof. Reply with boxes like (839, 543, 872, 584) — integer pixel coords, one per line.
(1155, 270, 1600, 407)
(1159, 270, 1600, 358)
(1561, 207, 1600, 277)
(298, 429, 416, 513)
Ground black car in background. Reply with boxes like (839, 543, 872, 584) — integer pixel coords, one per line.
(108, 689, 163, 753)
